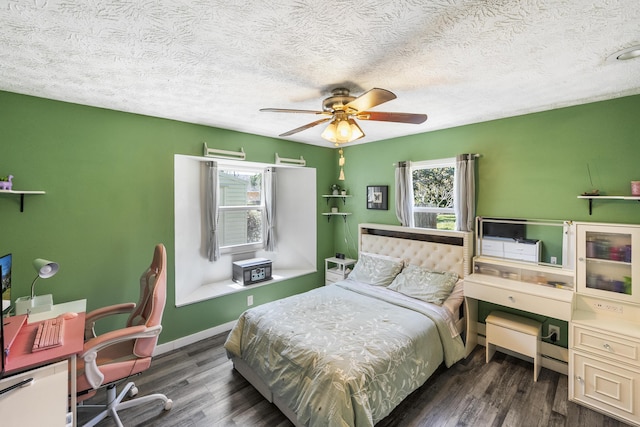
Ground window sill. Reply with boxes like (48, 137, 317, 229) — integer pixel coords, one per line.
(175, 268, 316, 307)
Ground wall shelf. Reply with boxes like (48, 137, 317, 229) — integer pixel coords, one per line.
(577, 195, 640, 215)
(322, 194, 352, 205)
(321, 212, 352, 222)
(0, 190, 46, 212)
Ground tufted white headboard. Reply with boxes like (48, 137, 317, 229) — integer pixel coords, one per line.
(358, 223, 473, 278)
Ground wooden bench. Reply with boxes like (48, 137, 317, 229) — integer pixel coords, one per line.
(486, 311, 542, 382)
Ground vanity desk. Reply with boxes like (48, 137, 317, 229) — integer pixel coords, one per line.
(465, 218, 575, 374)
(465, 257, 575, 373)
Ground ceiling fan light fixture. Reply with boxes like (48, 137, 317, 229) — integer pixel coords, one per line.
(347, 118, 364, 141)
(337, 119, 351, 140)
(321, 117, 365, 146)
(321, 120, 339, 143)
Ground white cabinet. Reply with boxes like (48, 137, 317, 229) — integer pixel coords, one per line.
(481, 237, 541, 262)
(570, 317, 640, 426)
(571, 222, 640, 425)
(576, 222, 640, 304)
(324, 257, 356, 285)
(0, 360, 69, 426)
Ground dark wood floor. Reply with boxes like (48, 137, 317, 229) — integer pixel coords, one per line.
(78, 332, 630, 427)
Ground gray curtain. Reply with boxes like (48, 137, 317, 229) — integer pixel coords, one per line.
(455, 154, 477, 232)
(205, 161, 220, 261)
(264, 167, 277, 251)
(395, 161, 414, 227)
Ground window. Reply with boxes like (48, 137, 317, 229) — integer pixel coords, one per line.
(412, 158, 456, 230)
(219, 167, 264, 252)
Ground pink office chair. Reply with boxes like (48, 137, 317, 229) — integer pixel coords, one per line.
(76, 244, 172, 427)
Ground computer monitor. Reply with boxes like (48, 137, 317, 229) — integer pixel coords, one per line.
(1, 253, 11, 314)
(0, 264, 4, 378)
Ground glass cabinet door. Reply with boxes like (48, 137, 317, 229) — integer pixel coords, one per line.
(577, 224, 640, 303)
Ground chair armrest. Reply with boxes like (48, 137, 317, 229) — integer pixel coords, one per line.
(84, 302, 136, 340)
(80, 324, 163, 389)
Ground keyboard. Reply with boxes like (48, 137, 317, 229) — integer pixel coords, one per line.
(32, 317, 64, 352)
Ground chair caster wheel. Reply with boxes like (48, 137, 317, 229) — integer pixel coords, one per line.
(128, 386, 138, 397)
(164, 399, 173, 411)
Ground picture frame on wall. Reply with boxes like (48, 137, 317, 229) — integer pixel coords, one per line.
(367, 185, 388, 210)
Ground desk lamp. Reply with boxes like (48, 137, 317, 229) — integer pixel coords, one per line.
(15, 258, 59, 315)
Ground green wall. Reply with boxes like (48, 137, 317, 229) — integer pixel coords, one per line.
(2, 90, 639, 346)
(334, 94, 640, 253)
(0, 91, 336, 342)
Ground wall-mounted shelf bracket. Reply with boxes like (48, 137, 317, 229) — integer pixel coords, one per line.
(322, 195, 352, 205)
(203, 142, 246, 160)
(578, 195, 640, 215)
(275, 153, 306, 166)
(321, 212, 352, 223)
(0, 190, 46, 212)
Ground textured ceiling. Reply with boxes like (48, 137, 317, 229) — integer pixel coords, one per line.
(1, 0, 639, 147)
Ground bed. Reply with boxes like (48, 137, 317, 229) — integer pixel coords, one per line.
(224, 223, 474, 427)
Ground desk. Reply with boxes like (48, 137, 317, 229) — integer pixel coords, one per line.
(465, 272, 573, 374)
(2, 300, 86, 427)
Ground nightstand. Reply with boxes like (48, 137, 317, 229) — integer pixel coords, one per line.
(324, 257, 356, 285)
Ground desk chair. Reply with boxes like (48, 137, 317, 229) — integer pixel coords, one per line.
(76, 244, 172, 427)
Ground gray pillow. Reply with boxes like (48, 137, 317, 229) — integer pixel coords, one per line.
(388, 264, 459, 305)
(348, 252, 404, 286)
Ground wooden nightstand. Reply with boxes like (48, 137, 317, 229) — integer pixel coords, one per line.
(324, 257, 356, 285)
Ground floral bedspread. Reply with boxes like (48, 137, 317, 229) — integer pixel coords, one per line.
(224, 280, 465, 427)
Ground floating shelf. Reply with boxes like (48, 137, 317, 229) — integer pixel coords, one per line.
(0, 189, 46, 212)
(321, 212, 352, 222)
(577, 195, 640, 215)
(322, 194, 352, 205)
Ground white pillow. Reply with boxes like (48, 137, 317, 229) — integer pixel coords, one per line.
(442, 279, 464, 315)
(388, 264, 459, 305)
(348, 252, 404, 286)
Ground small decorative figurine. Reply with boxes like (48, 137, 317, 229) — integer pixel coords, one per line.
(0, 175, 13, 190)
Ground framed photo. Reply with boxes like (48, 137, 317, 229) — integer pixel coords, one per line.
(367, 185, 388, 210)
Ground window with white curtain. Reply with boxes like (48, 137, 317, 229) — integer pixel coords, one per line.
(218, 167, 264, 253)
(412, 158, 456, 230)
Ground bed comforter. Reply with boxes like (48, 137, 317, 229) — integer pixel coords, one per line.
(224, 280, 466, 427)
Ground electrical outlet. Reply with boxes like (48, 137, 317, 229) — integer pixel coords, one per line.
(247, 295, 254, 306)
(593, 301, 623, 314)
(549, 324, 560, 342)
(550, 256, 557, 264)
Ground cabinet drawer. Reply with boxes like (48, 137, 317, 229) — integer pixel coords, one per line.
(481, 240, 503, 256)
(325, 270, 345, 284)
(465, 280, 572, 320)
(504, 242, 533, 254)
(0, 361, 68, 426)
(571, 351, 640, 425)
(573, 324, 640, 365)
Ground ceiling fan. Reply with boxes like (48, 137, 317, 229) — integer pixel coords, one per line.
(260, 88, 428, 146)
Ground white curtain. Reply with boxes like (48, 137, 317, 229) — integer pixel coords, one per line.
(455, 154, 477, 232)
(395, 161, 414, 227)
(264, 167, 277, 251)
(205, 161, 220, 261)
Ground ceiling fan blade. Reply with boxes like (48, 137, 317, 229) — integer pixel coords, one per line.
(279, 117, 332, 137)
(357, 111, 428, 124)
(345, 88, 396, 112)
(260, 108, 328, 115)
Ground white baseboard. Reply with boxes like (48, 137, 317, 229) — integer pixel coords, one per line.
(154, 320, 237, 356)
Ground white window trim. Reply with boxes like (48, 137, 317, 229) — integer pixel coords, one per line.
(411, 157, 456, 225)
(218, 166, 266, 254)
